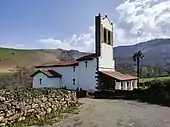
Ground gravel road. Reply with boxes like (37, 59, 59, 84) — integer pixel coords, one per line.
(51, 98, 170, 127)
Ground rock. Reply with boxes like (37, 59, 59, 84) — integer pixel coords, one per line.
(40, 103, 45, 108)
(39, 111, 46, 117)
(0, 96, 5, 102)
(51, 104, 55, 109)
(32, 104, 39, 108)
(5, 110, 13, 117)
(11, 109, 16, 114)
(28, 109, 35, 113)
(11, 101, 17, 107)
(0, 111, 4, 117)
(41, 97, 48, 102)
(0, 104, 7, 111)
(9, 114, 20, 121)
(18, 116, 26, 122)
(49, 98, 53, 102)
(33, 98, 39, 103)
(25, 105, 31, 110)
(0, 116, 4, 122)
(47, 108, 52, 114)
(0, 117, 7, 126)
(35, 114, 40, 119)
(47, 102, 52, 107)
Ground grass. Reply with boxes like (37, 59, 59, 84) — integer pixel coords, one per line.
(139, 76, 170, 83)
(0, 47, 29, 59)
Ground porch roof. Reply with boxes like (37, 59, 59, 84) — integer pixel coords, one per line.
(100, 70, 138, 81)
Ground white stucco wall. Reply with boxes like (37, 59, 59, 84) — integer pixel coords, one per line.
(33, 73, 61, 88)
(36, 58, 97, 91)
(77, 59, 97, 91)
(38, 66, 77, 90)
(99, 43, 115, 71)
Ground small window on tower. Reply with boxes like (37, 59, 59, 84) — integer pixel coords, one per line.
(108, 30, 111, 45)
(73, 79, 75, 85)
(39, 78, 42, 85)
(104, 28, 107, 43)
(85, 61, 88, 67)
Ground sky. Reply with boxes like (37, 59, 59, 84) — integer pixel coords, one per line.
(0, 0, 170, 52)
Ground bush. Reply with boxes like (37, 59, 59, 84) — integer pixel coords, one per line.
(0, 66, 35, 89)
(138, 79, 170, 106)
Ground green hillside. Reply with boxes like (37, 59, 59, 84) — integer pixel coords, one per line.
(0, 47, 29, 59)
(0, 47, 59, 73)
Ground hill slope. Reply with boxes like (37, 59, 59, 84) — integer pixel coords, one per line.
(0, 38, 170, 73)
(114, 38, 170, 66)
(0, 48, 87, 73)
(0, 48, 60, 72)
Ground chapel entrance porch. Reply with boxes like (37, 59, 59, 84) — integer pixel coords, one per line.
(98, 71, 138, 91)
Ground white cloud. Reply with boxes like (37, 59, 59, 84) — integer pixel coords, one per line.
(39, 0, 170, 51)
(38, 26, 95, 52)
(115, 0, 170, 46)
(0, 43, 25, 49)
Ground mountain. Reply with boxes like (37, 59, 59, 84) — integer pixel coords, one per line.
(0, 48, 87, 73)
(114, 38, 170, 66)
(0, 38, 170, 74)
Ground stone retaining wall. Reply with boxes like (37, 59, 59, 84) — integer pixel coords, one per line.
(0, 88, 77, 125)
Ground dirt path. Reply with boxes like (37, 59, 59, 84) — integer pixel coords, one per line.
(51, 98, 170, 127)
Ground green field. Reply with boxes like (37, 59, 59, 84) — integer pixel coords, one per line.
(139, 76, 170, 83)
(0, 47, 29, 59)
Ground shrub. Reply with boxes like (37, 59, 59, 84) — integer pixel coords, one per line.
(138, 79, 170, 106)
(0, 66, 35, 89)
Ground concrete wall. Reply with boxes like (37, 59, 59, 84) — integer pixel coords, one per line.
(33, 73, 61, 88)
(34, 58, 97, 91)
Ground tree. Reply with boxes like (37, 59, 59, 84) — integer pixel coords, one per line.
(165, 63, 170, 76)
(133, 51, 144, 79)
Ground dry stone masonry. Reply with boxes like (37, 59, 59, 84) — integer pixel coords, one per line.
(0, 88, 77, 126)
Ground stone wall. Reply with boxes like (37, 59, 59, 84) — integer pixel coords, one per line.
(0, 88, 77, 125)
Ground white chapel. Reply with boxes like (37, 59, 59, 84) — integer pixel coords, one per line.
(31, 14, 138, 91)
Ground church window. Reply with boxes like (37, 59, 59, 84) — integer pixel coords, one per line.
(73, 79, 75, 85)
(85, 61, 88, 67)
(39, 78, 42, 85)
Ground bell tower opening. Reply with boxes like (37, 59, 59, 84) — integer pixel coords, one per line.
(104, 28, 107, 43)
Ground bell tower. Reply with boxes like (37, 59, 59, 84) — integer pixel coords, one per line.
(95, 13, 115, 71)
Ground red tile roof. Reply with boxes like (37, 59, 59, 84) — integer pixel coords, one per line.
(35, 59, 78, 68)
(100, 70, 138, 81)
(76, 53, 97, 61)
(30, 70, 62, 78)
